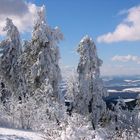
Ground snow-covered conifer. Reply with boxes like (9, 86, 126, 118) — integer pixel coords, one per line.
(20, 6, 63, 98)
(0, 18, 22, 96)
(76, 35, 107, 128)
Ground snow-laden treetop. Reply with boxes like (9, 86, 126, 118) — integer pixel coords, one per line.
(77, 35, 102, 77)
(76, 35, 107, 122)
(36, 5, 46, 25)
(3, 18, 20, 42)
(33, 5, 63, 46)
(77, 35, 101, 63)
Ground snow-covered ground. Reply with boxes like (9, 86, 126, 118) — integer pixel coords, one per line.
(108, 88, 140, 93)
(124, 79, 140, 83)
(123, 87, 140, 92)
(107, 89, 121, 93)
(0, 127, 44, 140)
(0, 127, 107, 140)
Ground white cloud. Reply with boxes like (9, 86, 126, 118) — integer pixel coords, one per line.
(0, 0, 28, 16)
(97, 5, 140, 43)
(0, 0, 41, 35)
(111, 55, 140, 64)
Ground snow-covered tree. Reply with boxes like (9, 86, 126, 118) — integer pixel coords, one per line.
(0, 5, 64, 131)
(17, 5, 64, 131)
(20, 6, 63, 98)
(75, 35, 108, 128)
(65, 70, 78, 101)
(0, 3, 140, 140)
(60, 113, 96, 140)
(111, 101, 140, 138)
(31, 6, 63, 95)
(0, 18, 23, 97)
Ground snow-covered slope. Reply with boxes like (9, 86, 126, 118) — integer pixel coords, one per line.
(0, 127, 44, 140)
(0, 127, 108, 140)
(123, 87, 140, 92)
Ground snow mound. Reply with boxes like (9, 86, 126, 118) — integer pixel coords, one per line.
(123, 87, 140, 92)
(0, 127, 44, 140)
(108, 89, 120, 93)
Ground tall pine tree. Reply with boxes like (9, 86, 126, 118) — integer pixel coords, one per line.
(76, 35, 107, 128)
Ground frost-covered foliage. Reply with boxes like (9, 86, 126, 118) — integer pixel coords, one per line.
(0, 80, 66, 131)
(31, 6, 63, 95)
(75, 35, 108, 128)
(0, 18, 22, 96)
(60, 113, 96, 140)
(31, 81, 66, 130)
(65, 70, 78, 102)
(0, 5, 63, 99)
(0, 5, 64, 131)
(20, 6, 63, 97)
(0, 4, 139, 140)
(108, 101, 140, 139)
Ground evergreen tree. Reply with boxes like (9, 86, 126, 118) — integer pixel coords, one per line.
(0, 18, 22, 97)
(76, 35, 107, 128)
(20, 6, 63, 98)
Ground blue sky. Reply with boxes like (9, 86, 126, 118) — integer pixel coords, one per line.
(0, 0, 140, 75)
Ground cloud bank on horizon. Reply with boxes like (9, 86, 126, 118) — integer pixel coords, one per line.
(101, 64, 140, 76)
(97, 5, 140, 43)
(0, 0, 40, 35)
(112, 55, 140, 64)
